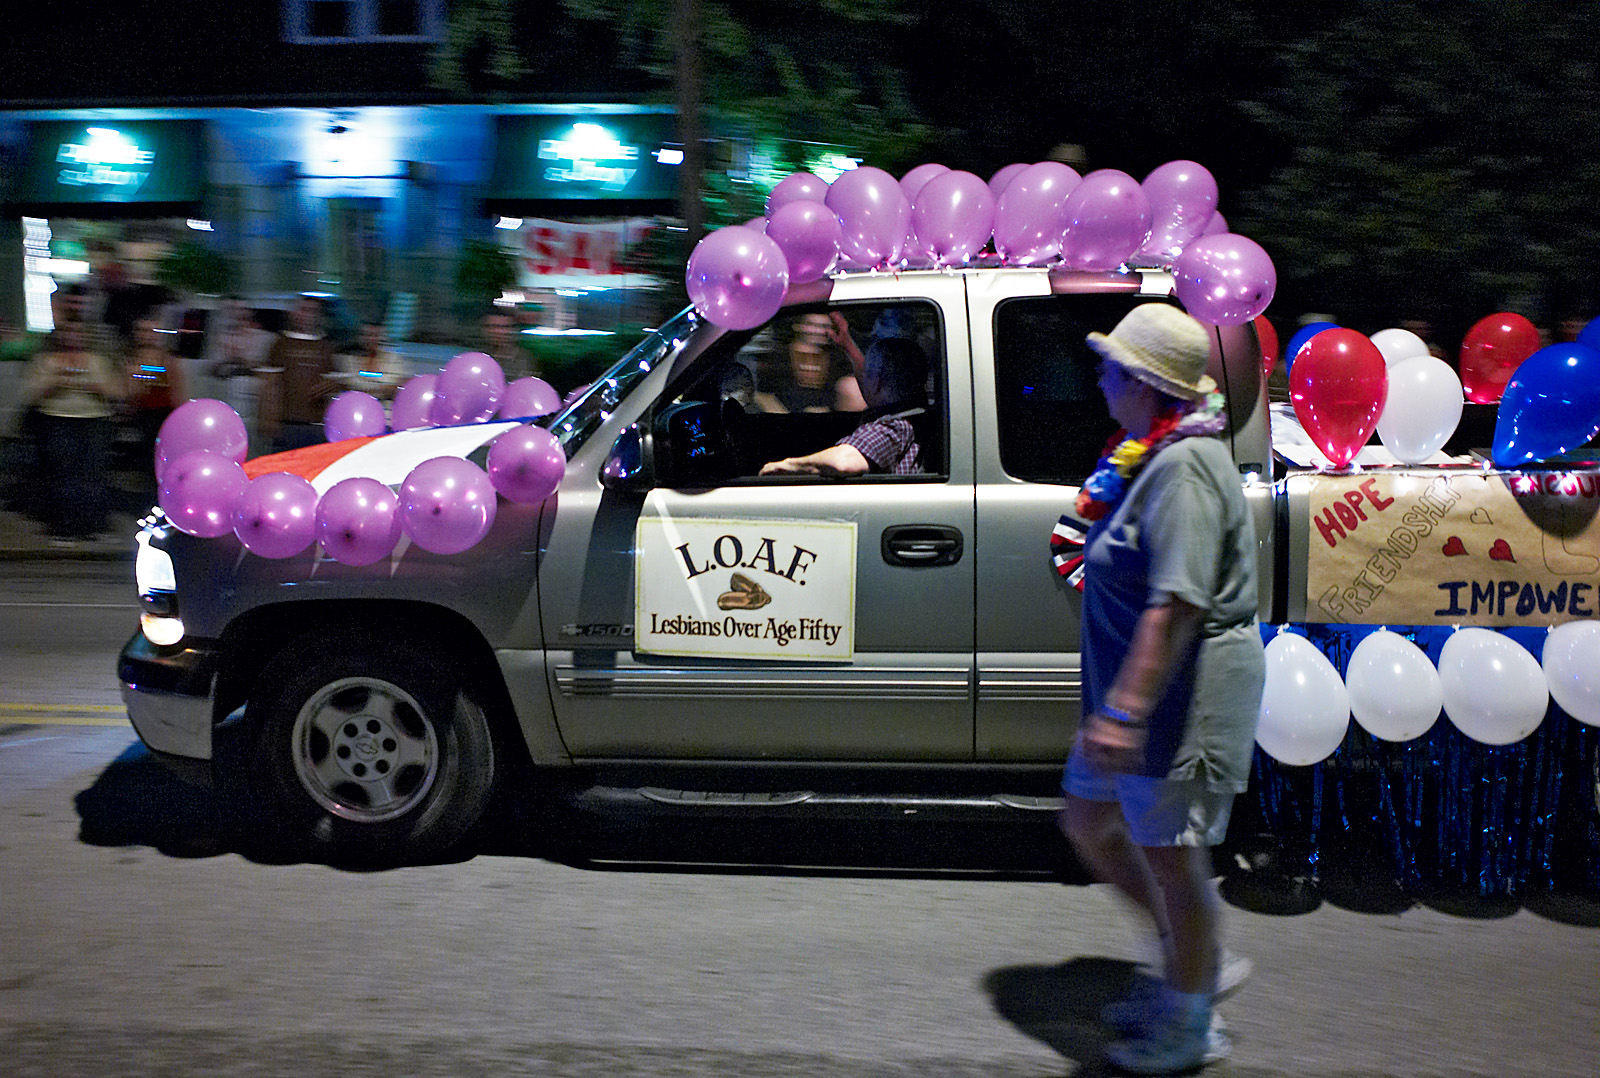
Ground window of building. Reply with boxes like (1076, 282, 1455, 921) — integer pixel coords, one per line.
(283, 0, 444, 44)
(992, 294, 1182, 484)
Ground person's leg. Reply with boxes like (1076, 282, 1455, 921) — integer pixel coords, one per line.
(1059, 792, 1170, 946)
(1142, 843, 1220, 996)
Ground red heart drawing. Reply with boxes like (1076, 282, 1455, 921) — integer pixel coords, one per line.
(1489, 539, 1516, 562)
(1442, 536, 1468, 556)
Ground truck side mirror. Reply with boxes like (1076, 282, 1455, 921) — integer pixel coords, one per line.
(601, 424, 650, 492)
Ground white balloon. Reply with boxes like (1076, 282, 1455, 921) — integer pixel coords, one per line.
(1370, 327, 1430, 366)
(1346, 630, 1442, 741)
(1541, 621, 1600, 727)
(1439, 628, 1548, 745)
(1376, 355, 1464, 463)
(1256, 632, 1350, 766)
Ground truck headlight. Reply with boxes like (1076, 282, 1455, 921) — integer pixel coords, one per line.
(135, 527, 183, 645)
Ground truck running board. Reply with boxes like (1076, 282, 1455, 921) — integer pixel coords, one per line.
(569, 786, 1065, 820)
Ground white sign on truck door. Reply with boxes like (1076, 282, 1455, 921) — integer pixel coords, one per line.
(634, 516, 857, 661)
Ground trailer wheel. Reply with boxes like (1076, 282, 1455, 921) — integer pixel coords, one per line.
(247, 635, 495, 864)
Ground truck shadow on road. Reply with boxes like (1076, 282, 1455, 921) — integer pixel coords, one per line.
(70, 739, 1600, 928)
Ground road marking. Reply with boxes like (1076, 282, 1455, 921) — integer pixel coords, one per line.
(0, 703, 128, 727)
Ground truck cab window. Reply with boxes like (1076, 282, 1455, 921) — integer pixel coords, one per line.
(993, 294, 1178, 484)
(653, 301, 947, 487)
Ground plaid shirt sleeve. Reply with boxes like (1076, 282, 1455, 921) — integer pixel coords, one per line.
(837, 415, 922, 474)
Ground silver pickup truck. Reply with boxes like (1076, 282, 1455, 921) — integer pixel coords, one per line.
(119, 265, 1275, 862)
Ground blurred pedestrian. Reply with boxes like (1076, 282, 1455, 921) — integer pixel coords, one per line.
(20, 319, 125, 542)
(483, 309, 533, 380)
(1056, 303, 1265, 1073)
(257, 295, 339, 453)
(336, 322, 408, 402)
(122, 317, 187, 469)
(1397, 318, 1447, 360)
(206, 300, 274, 453)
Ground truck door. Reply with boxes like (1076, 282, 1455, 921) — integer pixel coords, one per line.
(539, 274, 977, 762)
(968, 272, 1180, 760)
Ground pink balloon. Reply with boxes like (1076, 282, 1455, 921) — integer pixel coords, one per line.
(988, 162, 1030, 199)
(685, 226, 790, 330)
(398, 456, 498, 555)
(324, 390, 386, 442)
(993, 161, 1082, 265)
(912, 170, 995, 266)
(232, 471, 318, 559)
(739, 216, 767, 231)
(824, 166, 911, 268)
(315, 476, 401, 566)
(500, 376, 562, 419)
(1173, 233, 1277, 326)
(1202, 211, 1229, 236)
(1135, 160, 1220, 263)
(159, 449, 248, 538)
(1059, 169, 1152, 271)
(766, 171, 829, 216)
(563, 383, 590, 406)
(487, 424, 566, 504)
(391, 374, 439, 430)
(765, 200, 842, 284)
(1290, 328, 1388, 468)
(154, 398, 248, 482)
(431, 351, 506, 426)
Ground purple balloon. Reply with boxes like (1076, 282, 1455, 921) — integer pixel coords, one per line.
(159, 449, 249, 539)
(1173, 233, 1278, 326)
(1059, 169, 1152, 272)
(913, 170, 995, 267)
(899, 163, 949, 202)
(988, 162, 1030, 199)
(739, 216, 768, 231)
(685, 226, 790, 330)
(324, 390, 386, 442)
(430, 351, 506, 426)
(766, 171, 830, 216)
(315, 476, 401, 566)
(1135, 160, 1220, 264)
(993, 161, 1082, 265)
(1201, 211, 1229, 236)
(824, 166, 911, 268)
(487, 425, 566, 504)
(500, 376, 562, 419)
(232, 471, 318, 559)
(563, 383, 590, 406)
(154, 398, 248, 482)
(391, 374, 439, 430)
(398, 456, 498, 555)
(765, 200, 843, 284)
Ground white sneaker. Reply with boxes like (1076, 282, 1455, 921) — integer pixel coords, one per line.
(1133, 947, 1253, 1001)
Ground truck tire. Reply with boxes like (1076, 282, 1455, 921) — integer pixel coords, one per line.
(246, 635, 496, 864)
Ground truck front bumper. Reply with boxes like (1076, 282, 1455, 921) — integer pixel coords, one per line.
(117, 630, 221, 762)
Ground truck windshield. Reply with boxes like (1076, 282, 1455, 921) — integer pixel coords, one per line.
(546, 307, 700, 455)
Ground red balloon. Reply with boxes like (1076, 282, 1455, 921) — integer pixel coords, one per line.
(1254, 315, 1280, 377)
(1290, 328, 1388, 468)
(1459, 312, 1541, 404)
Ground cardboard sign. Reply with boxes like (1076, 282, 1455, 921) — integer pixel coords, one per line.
(1305, 471, 1600, 626)
(635, 516, 857, 661)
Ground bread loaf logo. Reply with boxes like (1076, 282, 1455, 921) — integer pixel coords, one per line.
(717, 572, 771, 610)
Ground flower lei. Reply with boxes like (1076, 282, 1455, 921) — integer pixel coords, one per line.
(1074, 390, 1227, 523)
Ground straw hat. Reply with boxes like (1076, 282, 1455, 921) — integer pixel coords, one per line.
(1086, 303, 1216, 402)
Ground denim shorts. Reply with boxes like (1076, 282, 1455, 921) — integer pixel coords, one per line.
(1063, 744, 1237, 847)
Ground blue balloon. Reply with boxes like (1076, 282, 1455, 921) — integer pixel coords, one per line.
(1285, 321, 1338, 374)
(1578, 316, 1600, 353)
(1492, 342, 1600, 466)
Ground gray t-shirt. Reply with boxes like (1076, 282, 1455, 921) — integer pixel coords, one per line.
(1080, 435, 1266, 790)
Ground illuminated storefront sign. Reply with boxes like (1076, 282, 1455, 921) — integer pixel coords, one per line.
(12, 120, 204, 205)
(489, 112, 677, 202)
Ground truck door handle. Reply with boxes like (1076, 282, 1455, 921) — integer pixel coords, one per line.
(881, 525, 963, 567)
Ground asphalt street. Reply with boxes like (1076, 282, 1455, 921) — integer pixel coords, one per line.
(3, 562, 1599, 1077)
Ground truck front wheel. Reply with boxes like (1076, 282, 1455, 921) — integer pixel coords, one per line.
(246, 636, 496, 863)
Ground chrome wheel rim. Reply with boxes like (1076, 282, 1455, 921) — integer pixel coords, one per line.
(290, 677, 439, 823)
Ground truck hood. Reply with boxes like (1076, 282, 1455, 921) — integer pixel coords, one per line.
(242, 421, 521, 493)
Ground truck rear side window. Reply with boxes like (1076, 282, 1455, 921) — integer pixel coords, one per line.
(994, 294, 1176, 484)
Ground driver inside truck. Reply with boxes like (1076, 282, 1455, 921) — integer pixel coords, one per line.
(757, 335, 929, 476)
